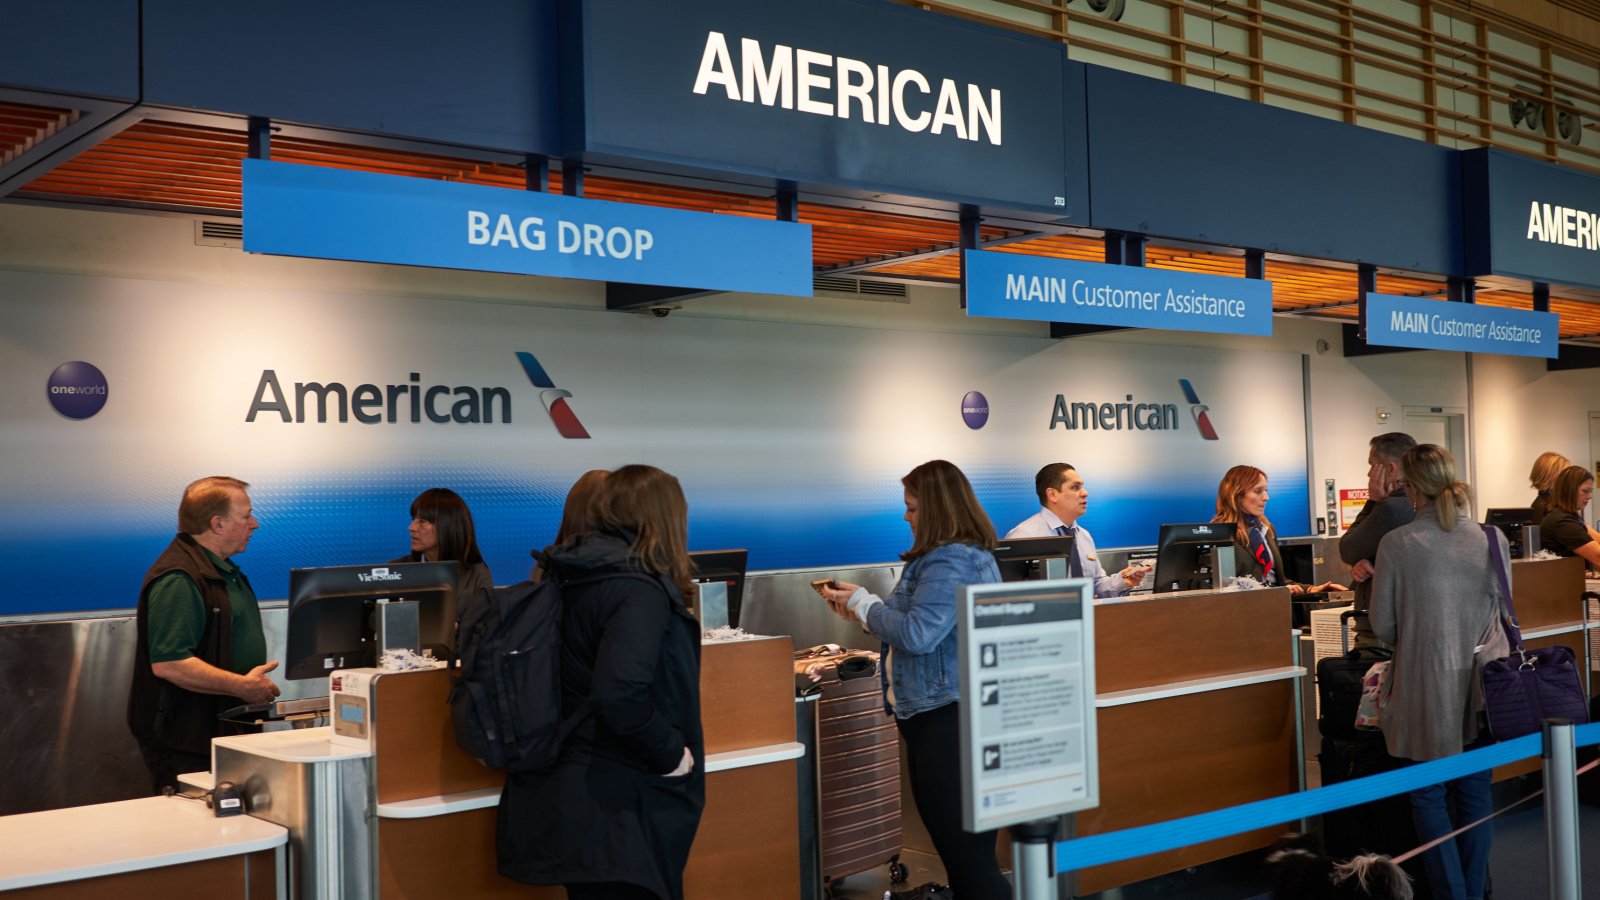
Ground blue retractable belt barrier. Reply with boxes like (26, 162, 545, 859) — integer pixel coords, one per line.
(1056, 732, 1546, 873)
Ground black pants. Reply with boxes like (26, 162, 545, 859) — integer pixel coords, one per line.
(565, 882, 656, 900)
(137, 741, 210, 796)
(898, 702, 1010, 900)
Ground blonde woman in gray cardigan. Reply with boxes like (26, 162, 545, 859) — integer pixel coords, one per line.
(1369, 443, 1508, 900)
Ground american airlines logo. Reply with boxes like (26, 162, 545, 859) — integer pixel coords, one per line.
(1179, 378, 1220, 441)
(358, 568, 403, 583)
(244, 350, 592, 439)
(1046, 378, 1220, 439)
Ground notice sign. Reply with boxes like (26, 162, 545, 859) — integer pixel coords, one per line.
(1340, 488, 1369, 530)
(242, 159, 813, 296)
(1363, 292, 1557, 359)
(959, 579, 1098, 833)
(963, 251, 1272, 336)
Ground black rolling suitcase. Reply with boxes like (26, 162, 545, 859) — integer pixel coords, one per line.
(1315, 612, 1432, 897)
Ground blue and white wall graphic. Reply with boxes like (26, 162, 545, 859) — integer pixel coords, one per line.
(243, 159, 813, 296)
(0, 269, 1309, 615)
(1363, 293, 1558, 359)
(962, 251, 1273, 336)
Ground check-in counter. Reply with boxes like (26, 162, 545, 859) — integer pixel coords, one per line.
(0, 795, 286, 899)
(1073, 586, 1301, 896)
(214, 635, 802, 899)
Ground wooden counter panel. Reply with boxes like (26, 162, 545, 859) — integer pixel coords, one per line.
(1510, 557, 1585, 631)
(374, 668, 503, 805)
(700, 637, 796, 755)
(4, 855, 257, 900)
(378, 808, 557, 899)
(684, 762, 800, 900)
(1073, 681, 1299, 895)
(1094, 589, 1292, 694)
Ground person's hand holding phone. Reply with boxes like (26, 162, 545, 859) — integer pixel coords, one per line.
(813, 578, 861, 621)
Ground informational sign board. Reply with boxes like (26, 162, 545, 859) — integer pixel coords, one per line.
(1362, 292, 1558, 359)
(1463, 147, 1600, 291)
(963, 251, 1273, 336)
(1340, 488, 1368, 530)
(242, 159, 812, 296)
(959, 578, 1098, 833)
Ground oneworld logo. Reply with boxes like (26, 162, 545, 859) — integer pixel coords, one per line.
(245, 351, 591, 439)
(48, 361, 109, 420)
(358, 568, 403, 583)
(961, 391, 990, 430)
(1046, 378, 1219, 440)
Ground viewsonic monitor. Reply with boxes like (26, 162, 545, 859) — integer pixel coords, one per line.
(1153, 523, 1226, 593)
(690, 549, 748, 627)
(991, 536, 1074, 583)
(284, 561, 457, 680)
(1485, 508, 1538, 558)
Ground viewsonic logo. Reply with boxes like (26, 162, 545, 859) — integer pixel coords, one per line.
(516, 351, 592, 439)
(1178, 379, 1219, 441)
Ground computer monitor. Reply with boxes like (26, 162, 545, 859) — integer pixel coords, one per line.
(284, 561, 458, 680)
(689, 549, 748, 627)
(1153, 523, 1228, 593)
(992, 536, 1074, 583)
(1485, 508, 1538, 558)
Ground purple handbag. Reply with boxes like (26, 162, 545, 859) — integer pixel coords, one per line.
(1478, 525, 1589, 740)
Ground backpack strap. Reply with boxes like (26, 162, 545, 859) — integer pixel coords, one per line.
(1480, 523, 1525, 654)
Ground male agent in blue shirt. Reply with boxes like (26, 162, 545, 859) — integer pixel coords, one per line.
(1005, 462, 1148, 598)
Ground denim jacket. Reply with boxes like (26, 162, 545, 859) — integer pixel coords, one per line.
(860, 542, 1001, 719)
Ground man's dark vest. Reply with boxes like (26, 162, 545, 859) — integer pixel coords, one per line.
(126, 533, 246, 755)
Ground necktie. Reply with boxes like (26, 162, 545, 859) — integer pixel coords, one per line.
(1057, 525, 1084, 578)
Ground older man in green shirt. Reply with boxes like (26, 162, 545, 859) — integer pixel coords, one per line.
(127, 476, 280, 794)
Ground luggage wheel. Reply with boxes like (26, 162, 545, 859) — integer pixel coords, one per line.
(823, 877, 845, 900)
(889, 856, 909, 885)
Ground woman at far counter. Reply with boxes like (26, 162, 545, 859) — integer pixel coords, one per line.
(1528, 451, 1569, 521)
(1212, 465, 1343, 594)
(1369, 444, 1506, 900)
(818, 460, 1008, 900)
(1539, 465, 1600, 573)
(393, 488, 493, 607)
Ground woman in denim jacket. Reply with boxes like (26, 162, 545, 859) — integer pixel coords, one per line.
(820, 460, 1006, 900)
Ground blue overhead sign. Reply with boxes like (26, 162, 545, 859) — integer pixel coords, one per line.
(565, 0, 1077, 215)
(1363, 293, 1558, 358)
(242, 159, 813, 295)
(1464, 148, 1600, 291)
(962, 252, 1273, 336)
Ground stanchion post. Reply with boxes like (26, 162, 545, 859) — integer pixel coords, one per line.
(1010, 819, 1058, 900)
(1543, 719, 1581, 900)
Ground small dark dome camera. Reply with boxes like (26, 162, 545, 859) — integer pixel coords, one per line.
(650, 307, 672, 319)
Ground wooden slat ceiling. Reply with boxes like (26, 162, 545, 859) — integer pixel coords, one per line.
(0, 100, 76, 166)
(8, 108, 1600, 336)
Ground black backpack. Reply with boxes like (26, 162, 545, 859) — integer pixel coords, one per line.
(447, 560, 656, 772)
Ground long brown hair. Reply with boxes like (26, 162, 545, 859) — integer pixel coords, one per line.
(901, 460, 997, 562)
(1402, 444, 1472, 530)
(590, 464, 694, 598)
(1550, 465, 1594, 516)
(553, 469, 609, 546)
(1213, 464, 1271, 549)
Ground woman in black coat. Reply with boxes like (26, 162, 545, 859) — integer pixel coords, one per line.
(498, 465, 704, 900)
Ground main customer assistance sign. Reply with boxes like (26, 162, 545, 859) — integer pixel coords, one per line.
(963, 250, 1272, 336)
(960, 579, 1098, 832)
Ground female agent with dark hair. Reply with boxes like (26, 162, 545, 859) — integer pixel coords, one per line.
(1370, 444, 1507, 900)
(1212, 465, 1343, 594)
(498, 465, 703, 900)
(1539, 465, 1600, 572)
(393, 488, 492, 614)
(818, 460, 1008, 900)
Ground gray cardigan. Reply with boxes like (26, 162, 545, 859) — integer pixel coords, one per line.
(1369, 506, 1509, 761)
